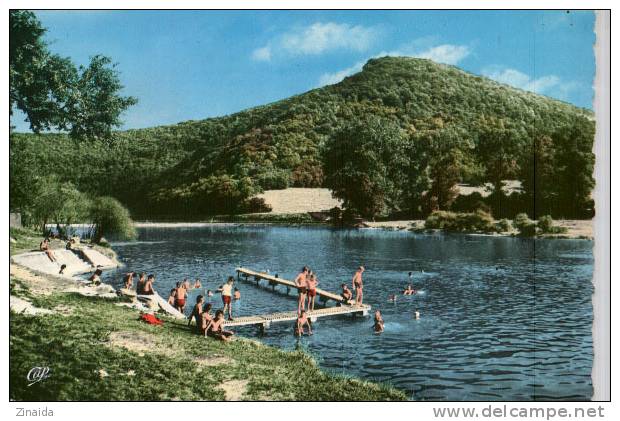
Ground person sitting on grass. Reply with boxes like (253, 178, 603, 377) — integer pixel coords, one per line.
(142, 274, 155, 295)
(88, 268, 103, 286)
(373, 310, 385, 334)
(188, 295, 204, 331)
(136, 273, 147, 294)
(205, 309, 234, 341)
(294, 310, 313, 337)
(174, 281, 187, 313)
(123, 272, 136, 290)
(341, 283, 353, 304)
(167, 288, 176, 306)
(40, 238, 56, 262)
(201, 303, 213, 335)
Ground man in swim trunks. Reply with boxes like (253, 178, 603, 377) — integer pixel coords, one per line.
(294, 310, 313, 336)
(175, 281, 187, 312)
(352, 266, 365, 305)
(341, 283, 353, 304)
(306, 274, 319, 311)
(294, 266, 309, 315)
(373, 310, 384, 333)
(187, 295, 204, 332)
(143, 274, 155, 295)
(218, 277, 235, 321)
(205, 309, 234, 341)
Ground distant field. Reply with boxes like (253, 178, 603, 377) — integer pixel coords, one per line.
(256, 183, 522, 214)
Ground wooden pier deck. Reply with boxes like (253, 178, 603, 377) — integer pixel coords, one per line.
(223, 304, 370, 328)
(236, 267, 347, 304)
(232, 267, 371, 330)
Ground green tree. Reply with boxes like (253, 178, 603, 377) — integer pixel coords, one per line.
(323, 117, 409, 218)
(10, 10, 136, 139)
(89, 196, 137, 243)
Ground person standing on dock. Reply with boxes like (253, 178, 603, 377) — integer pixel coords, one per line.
(218, 277, 235, 321)
(294, 266, 309, 315)
(352, 266, 365, 305)
(306, 274, 319, 311)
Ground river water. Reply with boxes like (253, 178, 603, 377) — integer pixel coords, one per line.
(102, 225, 593, 401)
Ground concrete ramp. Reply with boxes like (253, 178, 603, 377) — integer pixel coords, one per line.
(137, 293, 185, 319)
(81, 248, 117, 269)
(12, 252, 62, 277)
(54, 250, 92, 275)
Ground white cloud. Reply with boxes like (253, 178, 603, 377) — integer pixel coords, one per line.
(251, 22, 378, 61)
(251, 46, 272, 61)
(415, 44, 471, 65)
(281, 22, 377, 55)
(482, 67, 560, 94)
(316, 42, 471, 87)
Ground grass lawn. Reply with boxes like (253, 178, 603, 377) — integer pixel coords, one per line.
(10, 276, 406, 401)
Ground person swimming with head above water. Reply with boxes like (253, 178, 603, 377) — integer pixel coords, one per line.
(373, 310, 384, 334)
(403, 284, 416, 295)
(294, 310, 313, 336)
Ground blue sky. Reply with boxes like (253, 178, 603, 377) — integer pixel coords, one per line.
(12, 10, 596, 132)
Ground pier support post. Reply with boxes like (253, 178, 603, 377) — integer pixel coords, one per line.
(259, 321, 271, 335)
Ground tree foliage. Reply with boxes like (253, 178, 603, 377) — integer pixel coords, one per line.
(9, 10, 136, 139)
(89, 196, 137, 243)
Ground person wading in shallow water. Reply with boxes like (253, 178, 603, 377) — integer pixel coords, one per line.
(294, 266, 309, 315)
(352, 266, 365, 305)
(218, 277, 235, 321)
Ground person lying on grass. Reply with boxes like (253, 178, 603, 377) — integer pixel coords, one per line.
(294, 310, 313, 336)
(204, 309, 234, 341)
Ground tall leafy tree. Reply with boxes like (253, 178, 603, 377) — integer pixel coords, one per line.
(10, 10, 136, 139)
(323, 117, 409, 218)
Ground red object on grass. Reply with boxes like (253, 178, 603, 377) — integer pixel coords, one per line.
(140, 313, 163, 326)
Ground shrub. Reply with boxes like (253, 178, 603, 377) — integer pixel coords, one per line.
(425, 210, 496, 233)
(537, 215, 568, 234)
(238, 197, 272, 214)
(496, 218, 512, 233)
(89, 196, 137, 243)
(514, 213, 537, 237)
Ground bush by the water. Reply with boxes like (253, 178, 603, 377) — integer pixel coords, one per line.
(537, 215, 568, 234)
(496, 218, 513, 233)
(514, 213, 537, 237)
(89, 197, 137, 243)
(425, 210, 496, 233)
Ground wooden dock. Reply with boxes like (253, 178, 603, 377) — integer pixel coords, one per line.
(232, 267, 371, 331)
(223, 304, 370, 329)
(236, 267, 348, 304)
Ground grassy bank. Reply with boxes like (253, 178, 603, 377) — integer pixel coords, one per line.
(9, 231, 406, 401)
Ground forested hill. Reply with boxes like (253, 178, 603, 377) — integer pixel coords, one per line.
(10, 56, 595, 220)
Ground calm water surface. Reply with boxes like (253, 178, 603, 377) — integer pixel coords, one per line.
(103, 225, 593, 401)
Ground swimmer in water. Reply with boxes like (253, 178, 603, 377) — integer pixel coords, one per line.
(388, 294, 397, 303)
(403, 284, 416, 295)
(414, 309, 420, 320)
(373, 310, 384, 334)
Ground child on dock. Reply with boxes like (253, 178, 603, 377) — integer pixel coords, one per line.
(341, 283, 353, 304)
(205, 309, 234, 341)
(294, 310, 313, 336)
(306, 274, 319, 311)
(294, 266, 309, 315)
(352, 266, 365, 305)
(188, 295, 204, 331)
(373, 310, 384, 334)
(218, 277, 235, 321)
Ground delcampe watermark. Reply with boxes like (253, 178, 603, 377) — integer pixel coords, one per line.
(27, 366, 51, 387)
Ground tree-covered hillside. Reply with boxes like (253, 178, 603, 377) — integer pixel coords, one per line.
(10, 56, 595, 221)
